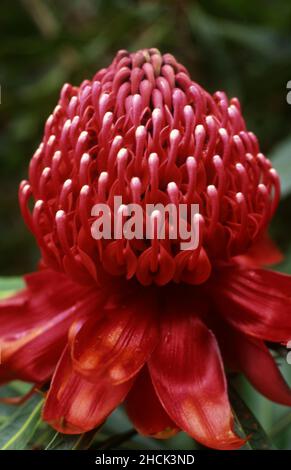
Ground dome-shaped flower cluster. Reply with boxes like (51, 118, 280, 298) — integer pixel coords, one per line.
(19, 48, 280, 286)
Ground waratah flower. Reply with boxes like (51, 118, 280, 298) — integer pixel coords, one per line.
(1, 48, 291, 450)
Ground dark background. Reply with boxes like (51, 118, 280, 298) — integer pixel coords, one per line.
(1, 0, 291, 449)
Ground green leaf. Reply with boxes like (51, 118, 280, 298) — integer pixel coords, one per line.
(93, 429, 136, 450)
(103, 407, 164, 449)
(45, 429, 98, 450)
(0, 393, 43, 450)
(269, 136, 291, 197)
(0, 277, 24, 299)
(189, 4, 291, 61)
(229, 385, 275, 449)
(0, 381, 32, 425)
(270, 412, 291, 439)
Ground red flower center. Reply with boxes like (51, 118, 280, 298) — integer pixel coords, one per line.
(19, 48, 280, 286)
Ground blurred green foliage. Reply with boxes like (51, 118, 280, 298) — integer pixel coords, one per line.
(1, 0, 291, 274)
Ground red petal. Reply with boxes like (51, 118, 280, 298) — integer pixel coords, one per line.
(43, 347, 132, 434)
(235, 233, 283, 268)
(0, 270, 99, 383)
(136, 245, 175, 286)
(212, 265, 291, 342)
(236, 337, 291, 406)
(209, 316, 291, 406)
(70, 293, 158, 384)
(174, 248, 212, 285)
(148, 308, 245, 449)
(125, 367, 179, 438)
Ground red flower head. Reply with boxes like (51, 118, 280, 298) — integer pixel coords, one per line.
(1, 48, 291, 449)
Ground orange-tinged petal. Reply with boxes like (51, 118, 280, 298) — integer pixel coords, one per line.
(70, 293, 158, 384)
(148, 308, 245, 450)
(43, 347, 133, 434)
